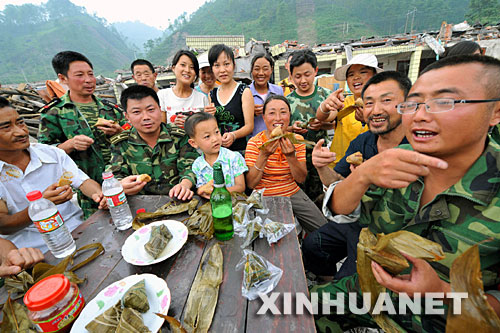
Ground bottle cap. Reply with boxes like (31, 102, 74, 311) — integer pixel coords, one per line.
(24, 274, 70, 311)
(26, 191, 42, 202)
(136, 208, 146, 214)
(102, 172, 114, 180)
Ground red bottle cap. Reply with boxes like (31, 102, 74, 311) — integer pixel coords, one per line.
(26, 191, 42, 202)
(102, 172, 114, 180)
(136, 208, 146, 214)
(24, 274, 70, 311)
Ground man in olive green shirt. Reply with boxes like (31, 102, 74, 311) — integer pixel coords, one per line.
(107, 85, 199, 200)
(311, 55, 500, 332)
(38, 51, 125, 218)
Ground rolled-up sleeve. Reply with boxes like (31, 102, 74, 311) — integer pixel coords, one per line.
(57, 148, 89, 188)
(322, 181, 361, 224)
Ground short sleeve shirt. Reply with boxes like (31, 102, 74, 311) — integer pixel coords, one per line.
(0, 143, 88, 252)
(245, 131, 306, 197)
(287, 85, 331, 143)
(157, 88, 209, 124)
(191, 147, 248, 188)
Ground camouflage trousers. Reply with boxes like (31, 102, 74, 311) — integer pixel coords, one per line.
(76, 189, 98, 220)
(299, 148, 324, 205)
(310, 274, 447, 333)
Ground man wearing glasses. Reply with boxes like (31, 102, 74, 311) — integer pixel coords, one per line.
(131, 59, 159, 92)
(304, 71, 412, 280)
(311, 54, 500, 332)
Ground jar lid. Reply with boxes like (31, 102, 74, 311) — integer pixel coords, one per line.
(24, 274, 70, 311)
(26, 191, 42, 201)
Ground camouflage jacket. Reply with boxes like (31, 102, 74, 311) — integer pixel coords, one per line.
(359, 137, 500, 287)
(287, 85, 331, 143)
(106, 123, 199, 195)
(37, 92, 126, 183)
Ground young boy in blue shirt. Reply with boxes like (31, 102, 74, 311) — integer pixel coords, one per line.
(185, 112, 247, 199)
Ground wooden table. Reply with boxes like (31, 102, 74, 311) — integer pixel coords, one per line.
(38, 195, 316, 332)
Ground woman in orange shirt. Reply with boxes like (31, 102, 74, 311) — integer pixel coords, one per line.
(245, 95, 327, 233)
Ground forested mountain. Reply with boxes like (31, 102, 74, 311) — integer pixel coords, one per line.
(147, 0, 472, 65)
(112, 21, 165, 52)
(0, 0, 135, 84)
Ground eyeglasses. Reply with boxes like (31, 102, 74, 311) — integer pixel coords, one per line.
(396, 98, 500, 114)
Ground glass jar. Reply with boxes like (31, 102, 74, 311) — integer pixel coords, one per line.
(24, 274, 85, 332)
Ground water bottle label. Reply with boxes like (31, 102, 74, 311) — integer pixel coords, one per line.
(106, 191, 127, 207)
(33, 211, 64, 233)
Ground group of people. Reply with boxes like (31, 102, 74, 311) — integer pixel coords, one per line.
(0, 39, 499, 332)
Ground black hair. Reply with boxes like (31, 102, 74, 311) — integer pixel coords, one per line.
(52, 51, 93, 76)
(0, 96, 11, 109)
(208, 44, 235, 67)
(361, 71, 412, 98)
(443, 41, 481, 58)
(251, 53, 274, 72)
(131, 59, 155, 73)
(184, 112, 217, 138)
(120, 85, 160, 112)
(263, 95, 291, 114)
(289, 49, 317, 75)
(421, 54, 500, 99)
(172, 50, 200, 83)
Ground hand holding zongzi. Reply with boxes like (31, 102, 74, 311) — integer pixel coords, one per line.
(371, 252, 450, 297)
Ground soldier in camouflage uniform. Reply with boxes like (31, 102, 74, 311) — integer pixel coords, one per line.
(107, 85, 198, 200)
(38, 51, 126, 219)
(287, 50, 335, 204)
(310, 55, 500, 332)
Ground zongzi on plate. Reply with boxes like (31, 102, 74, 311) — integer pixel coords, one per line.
(122, 279, 150, 313)
(144, 224, 173, 259)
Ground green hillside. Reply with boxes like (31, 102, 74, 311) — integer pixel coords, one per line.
(0, 0, 135, 84)
(147, 0, 471, 65)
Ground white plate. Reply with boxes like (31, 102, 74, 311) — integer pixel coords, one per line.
(122, 220, 188, 266)
(71, 273, 170, 332)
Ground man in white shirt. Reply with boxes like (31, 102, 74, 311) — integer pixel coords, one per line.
(0, 97, 105, 252)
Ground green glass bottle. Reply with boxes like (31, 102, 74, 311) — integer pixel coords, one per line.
(211, 162, 233, 241)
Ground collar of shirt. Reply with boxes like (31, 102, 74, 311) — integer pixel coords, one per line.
(402, 138, 500, 206)
(365, 131, 409, 151)
(59, 91, 108, 111)
(127, 123, 173, 146)
(198, 147, 231, 173)
(249, 82, 283, 103)
(0, 144, 57, 176)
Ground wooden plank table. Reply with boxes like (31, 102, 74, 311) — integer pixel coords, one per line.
(14, 195, 316, 332)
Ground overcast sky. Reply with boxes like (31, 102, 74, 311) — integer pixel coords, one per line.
(0, 0, 207, 30)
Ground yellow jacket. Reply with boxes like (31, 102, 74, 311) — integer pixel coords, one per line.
(279, 77, 294, 96)
(329, 95, 368, 167)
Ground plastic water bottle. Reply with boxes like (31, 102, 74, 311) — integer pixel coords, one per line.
(26, 191, 76, 258)
(102, 172, 132, 230)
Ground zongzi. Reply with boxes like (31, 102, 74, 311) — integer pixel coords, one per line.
(122, 279, 150, 313)
(116, 307, 151, 333)
(144, 224, 173, 259)
(85, 300, 122, 333)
